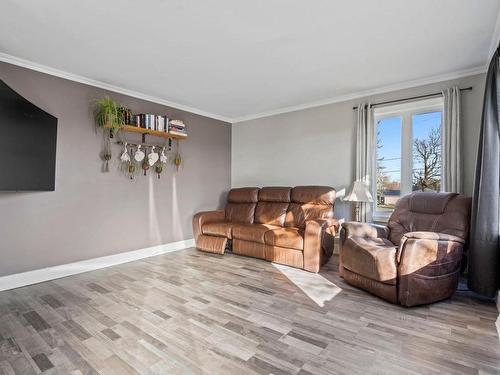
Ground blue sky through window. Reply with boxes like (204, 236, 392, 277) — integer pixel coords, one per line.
(377, 112, 441, 182)
(377, 117, 402, 182)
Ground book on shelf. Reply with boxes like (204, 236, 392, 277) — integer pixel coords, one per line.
(168, 130, 188, 137)
(168, 119, 187, 134)
(127, 114, 188, 137)
(132, 114, 171, 132)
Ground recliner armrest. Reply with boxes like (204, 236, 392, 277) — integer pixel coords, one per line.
(338, 221, 389, 277)
(400, 231, 464, 243)
(192, 210, 225, 242)
(397, 231, 465, 273)
(396, 231, 466, 306)
(340, 221, 389, 242)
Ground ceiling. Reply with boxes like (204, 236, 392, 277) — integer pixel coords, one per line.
(0, 0, 499, 122)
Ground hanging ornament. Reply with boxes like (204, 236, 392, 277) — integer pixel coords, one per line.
(148, 146, 159, 166)
(160, 147, 168, 164)
(120, 142, 130, 163)
(134, 145, 145, 162)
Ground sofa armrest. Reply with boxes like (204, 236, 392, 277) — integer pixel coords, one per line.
(192, 210, 225, 242)
(303, 219, 338, 272)
(397, 231, 465, 275)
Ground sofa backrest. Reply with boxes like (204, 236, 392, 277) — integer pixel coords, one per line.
(225, 187, 259, 223)
(285, 186, 336, 228)
(388, 192, 471, 245)
(254, 187, 291, 226)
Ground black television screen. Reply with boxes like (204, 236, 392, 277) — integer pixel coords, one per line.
(0, 80, 57, 191)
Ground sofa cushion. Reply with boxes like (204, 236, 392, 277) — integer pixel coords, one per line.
(202, 222, 233, 238)
(291, 186, 336, 205)
(264, 228, 304, 250)
(285, 186, 336, 228)
(285, 203, 334, 229)
(255, 202, 289, 226)
(225, 203, 256, 223)
(232, 224, 279, 243)
(341, 236, 397, 285)
(228, 187, 259, 203)
(258, 187, 291, 202)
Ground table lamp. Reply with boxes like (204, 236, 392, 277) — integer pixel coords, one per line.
(344, 180, 373, 222)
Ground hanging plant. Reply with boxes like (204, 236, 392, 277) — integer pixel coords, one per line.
(173, 153, 182, 171)
(155, 147, 167, 179)
(101, 128, 112, 172)
(142, 159, 150, 176)
(127, 162, 137, 180)
(94, 96, 127, 135)
(154, 163, 164, 179)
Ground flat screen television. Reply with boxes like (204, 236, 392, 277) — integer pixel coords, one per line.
(0, 80, 57, 191)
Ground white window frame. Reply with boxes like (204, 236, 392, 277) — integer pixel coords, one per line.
(372, 97, 444, 222)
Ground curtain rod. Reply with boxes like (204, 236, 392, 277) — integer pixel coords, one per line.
(352, 86, 473, 110)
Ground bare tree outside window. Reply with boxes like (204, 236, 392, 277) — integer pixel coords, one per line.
(412, 127, 441, 191)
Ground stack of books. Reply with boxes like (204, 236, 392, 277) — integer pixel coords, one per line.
(168, 120, 187, 137)
(132, 114, 169, 132)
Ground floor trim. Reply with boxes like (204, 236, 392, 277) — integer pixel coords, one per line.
(0, 239, 195, 292)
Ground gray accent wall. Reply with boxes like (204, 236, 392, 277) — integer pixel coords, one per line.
(232, 74, 486, 221)
(0, 62, 231, 277)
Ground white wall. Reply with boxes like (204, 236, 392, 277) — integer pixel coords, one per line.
(232, 74, 485, 221)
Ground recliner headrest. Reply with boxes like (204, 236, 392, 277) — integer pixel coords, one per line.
(409, 192, 458, 214)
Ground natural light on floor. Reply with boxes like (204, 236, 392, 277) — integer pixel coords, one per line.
(272, 263, 342, 307)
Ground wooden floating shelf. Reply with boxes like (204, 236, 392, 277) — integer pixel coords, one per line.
(104, 124, 187, 140)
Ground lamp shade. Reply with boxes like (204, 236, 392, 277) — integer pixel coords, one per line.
(344, 181, 373, 203)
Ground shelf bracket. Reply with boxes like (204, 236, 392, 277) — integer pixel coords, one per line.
(142, 133, 146, 143)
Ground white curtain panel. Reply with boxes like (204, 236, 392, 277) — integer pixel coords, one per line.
(355, 103, 374, 221)
(442, 87, 462, 193)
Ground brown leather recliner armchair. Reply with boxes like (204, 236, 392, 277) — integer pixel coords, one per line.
(339, 192, 471, 306)
(193, 186, 339, 272)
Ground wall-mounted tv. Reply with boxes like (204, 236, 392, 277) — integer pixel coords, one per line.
(0, 80, 57, 191)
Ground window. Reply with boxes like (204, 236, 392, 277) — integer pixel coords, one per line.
(373, 97, 443, 220)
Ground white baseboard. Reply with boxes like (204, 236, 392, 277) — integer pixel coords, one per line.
(0, 239, 195, 292)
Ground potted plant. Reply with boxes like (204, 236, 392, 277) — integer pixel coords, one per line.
(94, 96, 127, 134)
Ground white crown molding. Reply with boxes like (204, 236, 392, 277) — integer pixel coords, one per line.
(0, 238, 195, 292)
(232, 66, 487, 123)
(488, 8, 500, 60)
(0, 52, 232, 123)
(0, 52, 488, 125)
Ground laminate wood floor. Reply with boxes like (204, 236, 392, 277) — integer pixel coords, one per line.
(0, 248, 499, 375)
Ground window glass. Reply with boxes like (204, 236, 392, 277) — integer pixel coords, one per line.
(412, 112, 442, 192)
(376, 117, 402, 211)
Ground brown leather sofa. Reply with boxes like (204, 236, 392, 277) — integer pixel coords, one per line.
(193, 186, 339, 272)
(339, 192, 471, 306)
